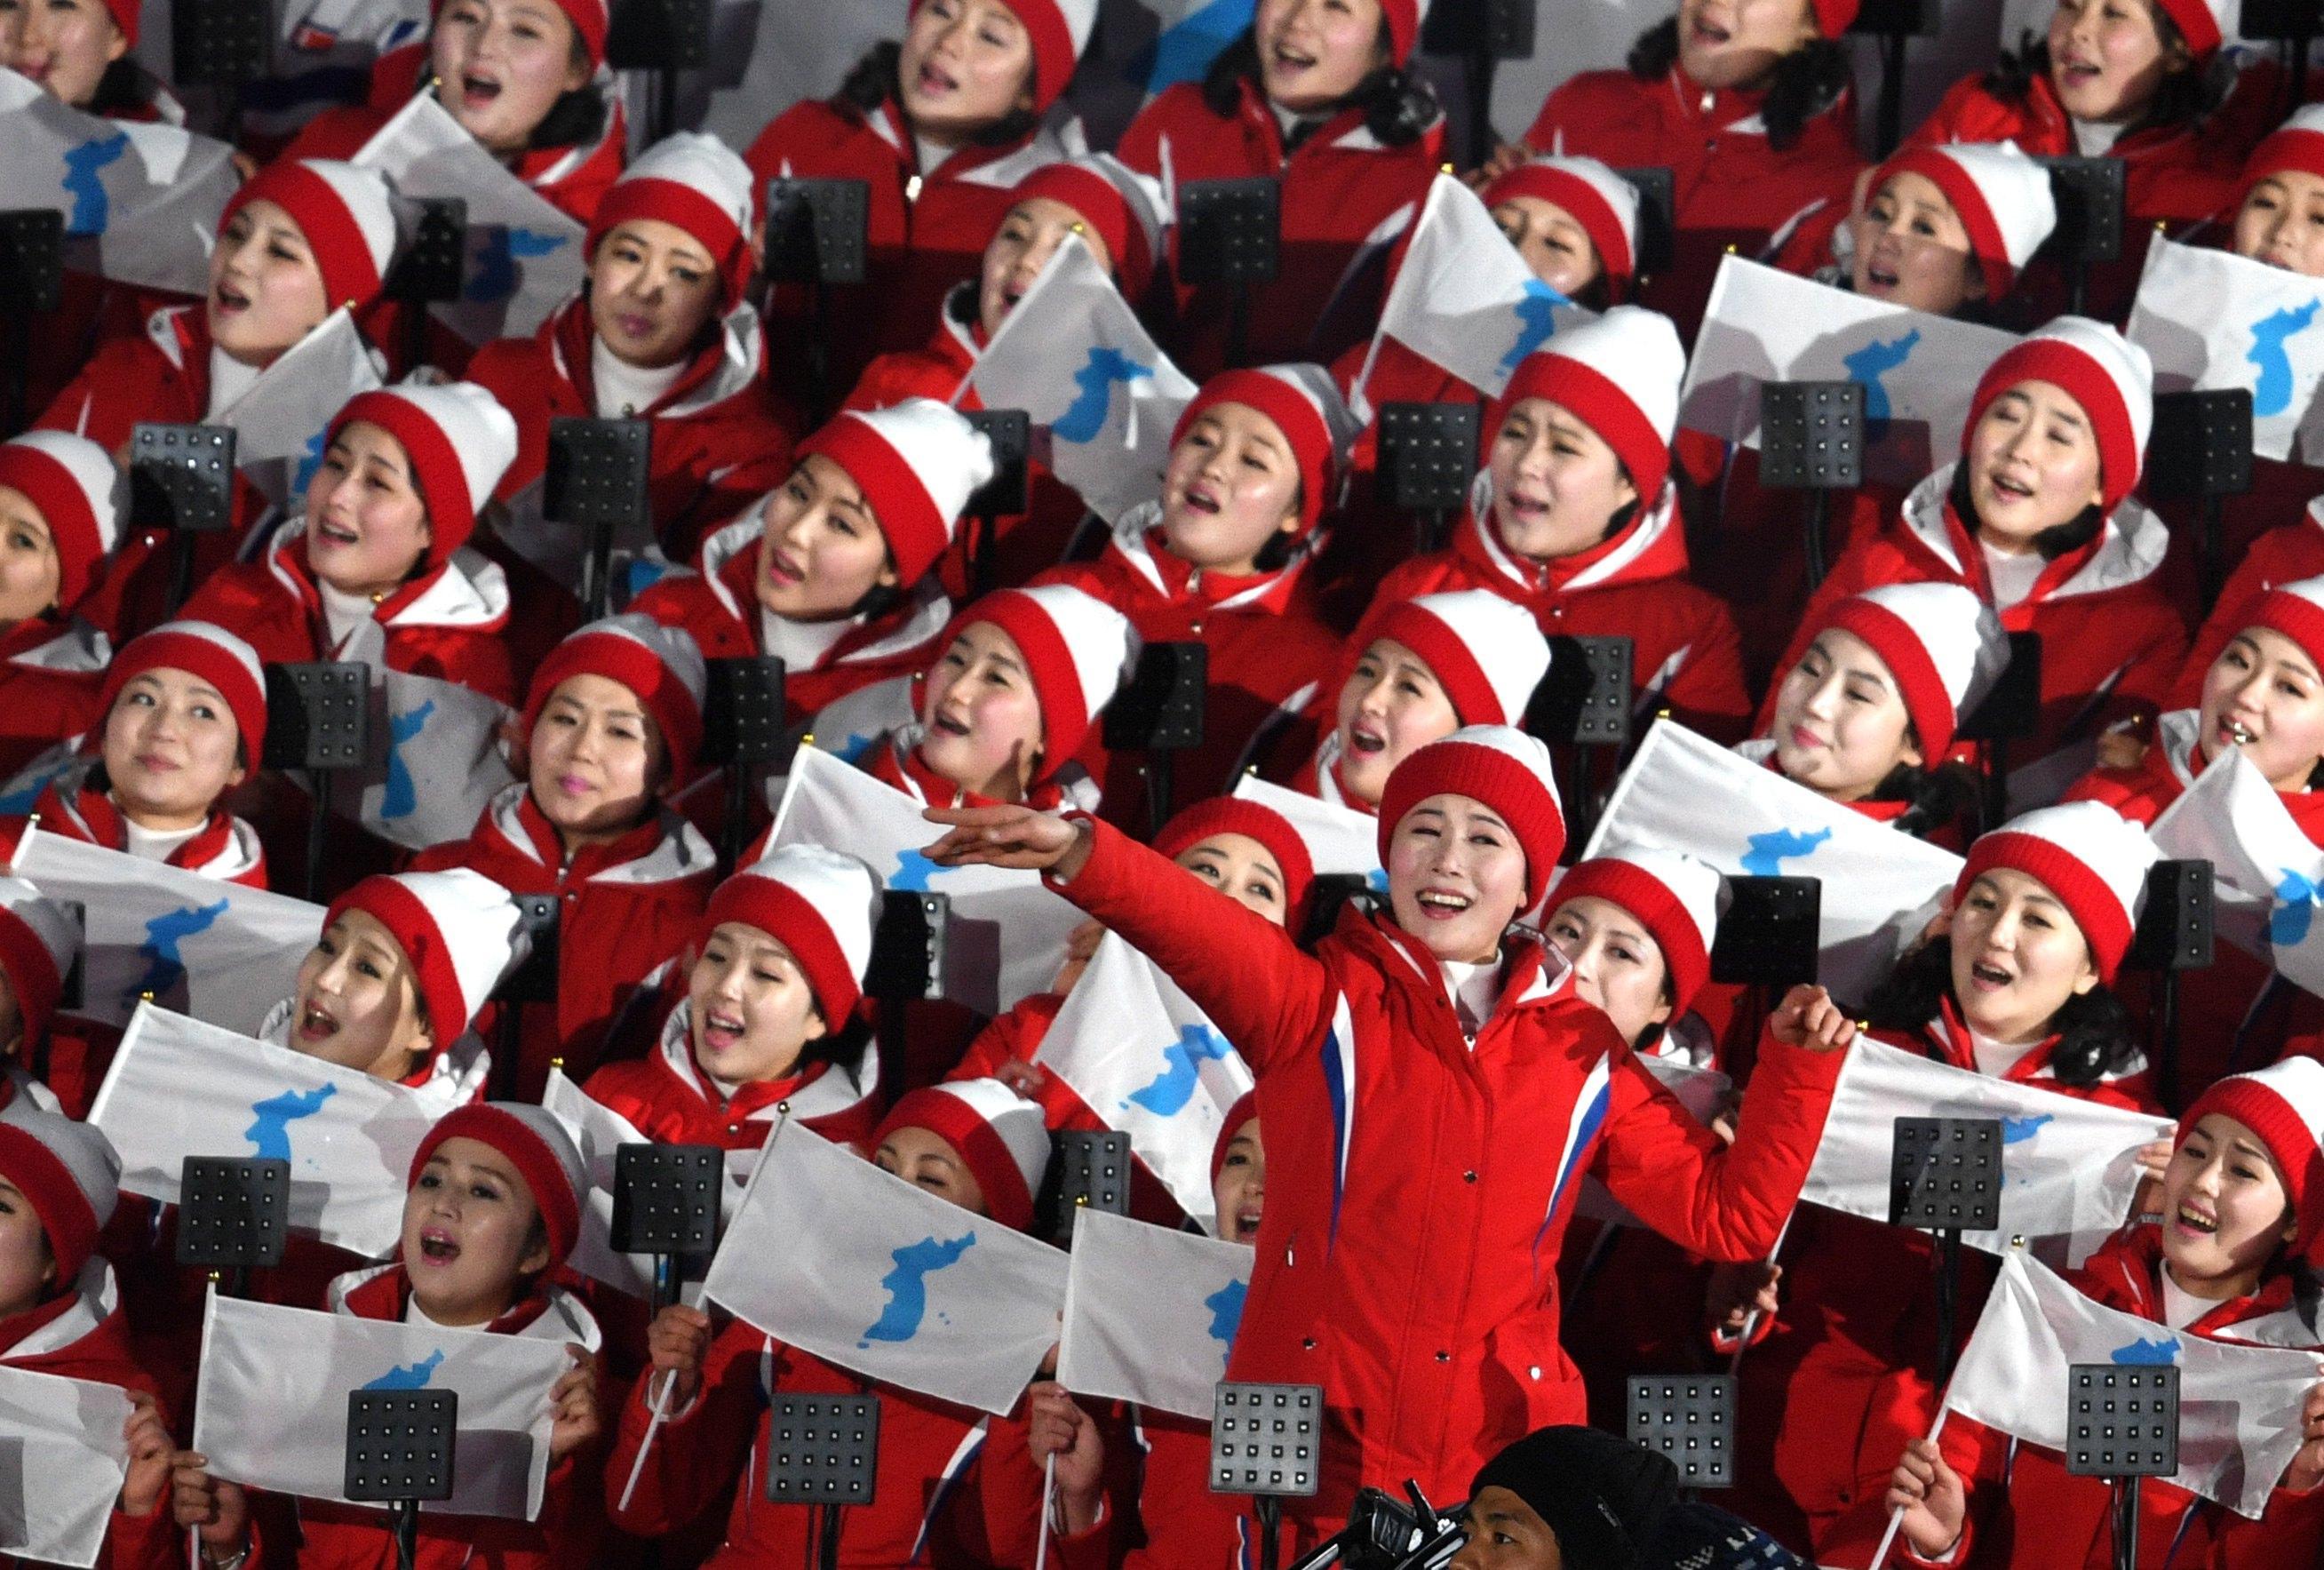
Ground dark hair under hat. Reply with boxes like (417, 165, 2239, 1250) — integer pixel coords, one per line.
(1468, 1426, 1676, 1570)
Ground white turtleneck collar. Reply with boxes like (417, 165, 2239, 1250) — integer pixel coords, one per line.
(591, 336, 688, 418)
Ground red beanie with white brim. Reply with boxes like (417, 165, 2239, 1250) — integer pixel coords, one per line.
(1966, 316, 2152, 514)
(92, 619, 267, 763)
(1479, 156, 1640, 301)
(328, 869, 526, 1047)
(2177, 1056, 2324, 1264)
(951, 584, 1137, 766)
(224, 159, 398, 315)
(328, 381, 519, 566)
(1153, 797, 1317, 932)
(698, 845, 882, 1025)
(0, 432, 123, 614)
(1549, 841, 1723, 1016)
(1372, 589, 1551, 729)
(1816, 582, 2009, 760)
(410, 1102, 588, 1268)
(1005, 154, 1168, 300)
(1954, 802, 2158, 984)
(1377, 724, 1565, 899)
(590, 132, 760, 311)
(1172, 364, 1359, 540)
(0, 1106, 118, 1285)
(876, 1078, 1052, 1232)
(1492, 306, 1684, 504)
(521, 614, 708, 785)
(800, 400, 995, 588)
(1872, 140, 2057, 299)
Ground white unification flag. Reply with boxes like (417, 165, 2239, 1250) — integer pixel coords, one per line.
(540, 1070, 656, 1300)
(352, 670, 518, 850)
(1947, 1249, 2323, 1519)
(0, 68, 237, 296)
(89, 1002, 437, 1257)
(1679, 256, 2019, 488)
(1581, 723, 1963, 1001)
(960, 235, 1197, 523)
(805, 675, 918, 767)
(2149, 745, 2324, 999)
(1122, 0, 1255, 96)
(193, 1290, 569, 1520)
(1355, 173, 1596, 415)
(1056, 1207, 1252, 1420)
(1033, 933, 1254, 1233)
(2128, 237, 2324, 464)
(0, 1364, 132, 1569)
(765, 746, 1079, 1016)
(215, 310, 384, 509)
(1798, 1037, 2172, 1264)
(11, 831, 320, 1035)
(1231, 776, 1384, 889)
(352, 94, 585, 345)
(703, 1121, 1069, 1415)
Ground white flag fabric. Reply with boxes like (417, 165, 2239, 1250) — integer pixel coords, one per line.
(89, 1002, 437, 1257)
(2148, 745, 2324, 998)
(1033, 933, 1254, 1232)
(352, 94, 585, 345)
(193, 1291, 569, 1520)
(1056, 1207, 1252, 1420)
(1798, 1037, 2172, 1263)
(765, 746, 1079, 1015)
(701, 1121, 1069, 1415)
(1121, 0, 1256, 96)
(1357, 172, 1596, 414)
(960, 235, 1198, 523)
(0, 1363, 132, 1569)
(1231, 776, 1384, 889)
(804, 675, 919, 767)
(2128, 238, 2324, 463)
(11, 832, 320, 1035)
(0, 68, 238, 296)
(1582, 723, 1963, 1000)
(215, 310, 383, 509)
(1948, 1249, 2322, 1519)
(353, 670, 518, 850)
(1679, 256, 2019, 488)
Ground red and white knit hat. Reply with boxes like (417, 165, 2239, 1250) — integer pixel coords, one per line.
(0, 431, 123, 613)
(410, 1102, 588, 1268)
(1006, 154, 1169, 299)
(92, 620, 267, 762)
(328, 380, 519, 566)
(1493, 305, 1686, 503)
(1371, 590, 1552, 728)
(429, 0, 609, 68)
(2243, 105, 2324, 196)
(1955, 802, 2159, 984)
(911, 0, 1095, 110)
(698, 845, 883, 1025)
(1967, 316, 2153, 513)
(2153, 0, 2231, 61)
(955, 584, 1138, 763)
(1814, 583, 2009, 759)
(0, 1106, 117, 1284)
(223, 158, 399, 314)
(1479, 156, 1641, 301)
(1871, 140, 2057, 298)
(1377, 0, 1435, 63)
(521, 614, 709, 782)
(876, 1078, 1053, 1231)
(2177, 1056, 2324, 1264)
(799, 399, 996, 588)
(2240, 573, 2324, 670)
(1172, 363, 1360, 538)
(327, 868, 527, 1046)
(99, 0, 139, 43)
(1549, 841, 1723, 1015)
(589, 132, 760, 310)
(1811, 0, 1862, 35)
(1212, 1088, 1260, 1184)
(0, 877, 79, 1049)
(1378, 724, 1566, 897)
(1153, 796, 1317, 930)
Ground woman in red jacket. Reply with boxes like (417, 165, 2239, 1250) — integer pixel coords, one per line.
(744, 0, 1097, 402)
(1787, 317, 2186, 800)
(847, 154, 1166, 599)
(180, 379, 525, 705)
(285, 0, 625, 227)
(583, 843, 887, 1160)
(0, 432, 129, 777)
(0, 1109, 178, 1570)
(414, 615, 716, 1098)
(1370, 307, 1753, 743)
(921, 722, 1855, 1541)
(0, 877, 85, 1115)
(608, 1079, 1060, 1566)
(2, 620, 272, 889)
(630, 398, 993, 729)
(174, 1103, 607, 1570)
(1290, 588, 1549, 816)
(1517, 0, 1866, 332)
(1039, 363, 1356, 817)
(1746, 583, 2006, 841)
(470, 131, 800, 576)
(1717, 803, 2164, 1559)
(1890, 1057, 2324, 1568)
(1118, 0, 1445, 376)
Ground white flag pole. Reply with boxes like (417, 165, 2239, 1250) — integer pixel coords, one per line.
(1870, 1404, 1954, 1570)
(1726, 1213, 1795, 1375)
(1035, 1452, 1056, 1570)
(616, 1372, 674, 1514)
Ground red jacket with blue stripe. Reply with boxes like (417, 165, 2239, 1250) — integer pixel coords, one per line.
(1051, 817, 1845, 1519)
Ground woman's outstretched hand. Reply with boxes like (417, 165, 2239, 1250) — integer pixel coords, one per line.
(922, 805, 1092, 880)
